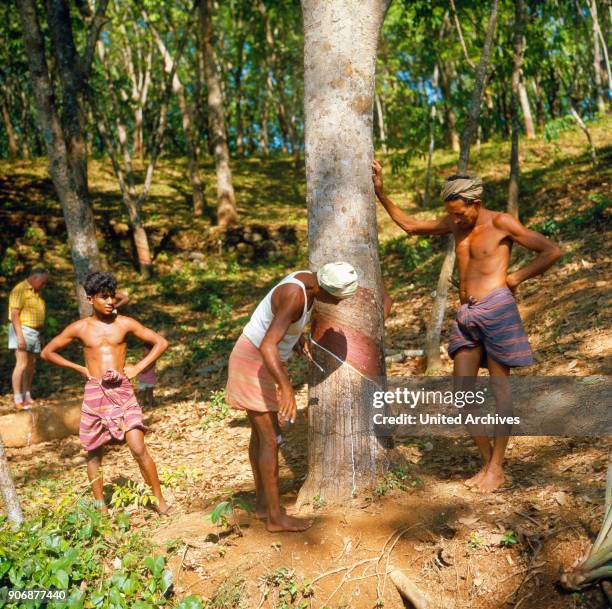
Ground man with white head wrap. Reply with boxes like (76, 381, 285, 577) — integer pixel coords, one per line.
(372, 159, 562, 493)
(226, 262, 358, 532)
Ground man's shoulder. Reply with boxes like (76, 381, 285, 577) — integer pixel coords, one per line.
(114, 314, 143, 329)
(10, 280, 27, 294)
(491, 210, 521, 232)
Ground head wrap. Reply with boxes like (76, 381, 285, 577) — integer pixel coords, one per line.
(440, 174, 483, 202)
(317, 262, 358, 299)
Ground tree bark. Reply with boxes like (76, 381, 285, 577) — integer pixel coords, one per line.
(507, 0, 525, 218)
(0, 437, 23, 527)
(588, 0, 612, 110)
(297, 0, 391, 507)
(518, 76, 535, 138)
(425, 0, 499, 372)
(199, 0, 238, 226)
(16, 0, 101, 317)
(1, 93, 18, 161)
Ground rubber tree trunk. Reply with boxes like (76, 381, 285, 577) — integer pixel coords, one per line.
(507, 0, 525, 218)
(0, 437, 23, 527)
(423, 65, 439, 207)
(17, 0, 101, 318)
(297, 0, 391, 508)
(425, 0, 499, 372)
(199, 0, 238, 226)
(374, 91, 388, 153)
(518, 77, 535, 138)
(588, 0, 612, 105)
(1, 94, 18, 161)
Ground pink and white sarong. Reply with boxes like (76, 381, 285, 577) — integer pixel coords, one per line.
(79, 369, 145, 452)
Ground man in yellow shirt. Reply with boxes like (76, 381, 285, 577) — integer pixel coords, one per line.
(8, 268, 49, 409)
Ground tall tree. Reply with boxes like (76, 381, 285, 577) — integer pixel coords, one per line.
(199, 0, 238, 226)
(507, 0, 525, 217)
(424, 0, 499, 372)
(0, 437, 22, 527)
(16, 0, 106, 317)
(297, 0, 391, 507)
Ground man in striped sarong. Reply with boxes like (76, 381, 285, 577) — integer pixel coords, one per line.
(41, 272, 171, 514)
(373, 162, 563, 492)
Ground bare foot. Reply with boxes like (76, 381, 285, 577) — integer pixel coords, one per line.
(266, 513, 313, 532)
(464, 467, 488, 488)
(474, 468, 505, 493)
(156, 502, 174, 516)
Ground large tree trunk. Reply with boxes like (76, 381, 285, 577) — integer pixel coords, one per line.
(507, 0, 525, 218)
(1, 94, 18, 161)
(17, 0, 102, 317)
(425, 0, 499, 372)
(0, 437, 23, 527)
(297, 0, 391, 508)
(199, 0, 237, 226)
(518, 77, 535, 138)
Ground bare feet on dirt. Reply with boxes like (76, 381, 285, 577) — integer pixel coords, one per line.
(266, 513, 313, 532)
(255, 505, 291, 520)
(473, 467, 505, 493)
(464, 466, 488, 488)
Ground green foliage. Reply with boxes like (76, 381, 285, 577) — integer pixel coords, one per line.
(109, 481, 158, 511)
(543, 116, 576, 145)
(379, 237, 433, 273)
(158, 467, 204, 490)
(0, 248, 18, 276)
(199, 390, 230, 430)
(204, 577, 245, 609)
(500, 531, 518, 547)
(468, 532, 485, 549)
(258, 568, 312, 609)
(206, 496, 252, 532)
(375, 465, 422, 497)
(0, 491, 187, 609)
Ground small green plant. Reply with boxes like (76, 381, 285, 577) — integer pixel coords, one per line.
(375, 465, 422, 496)
(468, 532, 485, 549)
(199, 390, 230, 429)
(206, 576, 245, 608)
(159, 466, 204, 489)
(259, 568, 312, 609)
(500, 530, 518, 547)
(206, 496, 253, 532)
(109, 480, 158, 510)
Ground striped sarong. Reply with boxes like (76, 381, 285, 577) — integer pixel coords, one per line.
(226, 334, 285, 412)
(80, 370, 145, 452)
(448, 287, 534, 368)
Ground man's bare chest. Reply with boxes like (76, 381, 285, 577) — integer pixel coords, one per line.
(455, 226, 510, 261)
(81, 323, 128, 349)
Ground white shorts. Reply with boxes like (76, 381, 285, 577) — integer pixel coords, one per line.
(8, 323, 41, 354)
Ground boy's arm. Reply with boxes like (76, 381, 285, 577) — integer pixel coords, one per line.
(122, 318, 169, 379)
(372, 160, 452, 236)
(40, 322, 90, 378)
(496, 213, 563, 290)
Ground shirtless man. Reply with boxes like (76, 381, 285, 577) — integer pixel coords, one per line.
(372, 162, 562, 492)
(226, 262, 358, 531)
(41, 271, 170, 513)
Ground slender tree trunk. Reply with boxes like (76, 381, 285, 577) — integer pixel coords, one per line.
(532, 77, 546, 129)
(569, 104, 598, 165)
(439, 61, 460, 151)
(588, 0, 612, 103)
(260, 95, 270, 156)
(374, 91, 388, 153)
(143, 11, 207, 218)
(199, 0, 238, 226)
(1, 94, 18, 161)
(16, 0, 102, 317)
(508, 0, 525, 218)
(518, 76, 535, 138)
(0, 437, 23, 527)
(425, 0, 499, 372)
(19, 89, 32, 158)
(423, 65, 439, 207)
(297, 0, 391, 508)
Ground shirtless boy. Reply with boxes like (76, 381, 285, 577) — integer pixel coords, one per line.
(41, 271, 170, 513)
(372, 162, 562, 492)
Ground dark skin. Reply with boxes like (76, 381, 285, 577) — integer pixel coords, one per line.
(372, 160, 563, 492)
(251, 271, 342, 532)
(41, 290, 170, 513)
